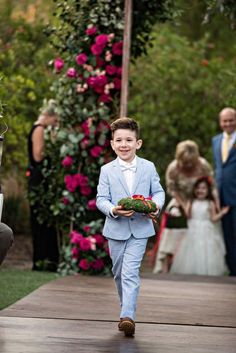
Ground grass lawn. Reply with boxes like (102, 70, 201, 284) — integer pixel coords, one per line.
(0, 268, 57, 310)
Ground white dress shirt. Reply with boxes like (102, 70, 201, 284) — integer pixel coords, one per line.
(110, 156, 137, 217)
(118, 156, 137, 194)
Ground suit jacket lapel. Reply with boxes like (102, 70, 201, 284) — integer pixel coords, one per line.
(132, 157, 143, 195)
(228, 135, 236, 160)
(217, 134, 223, 165)
(113, 158, 130, 196)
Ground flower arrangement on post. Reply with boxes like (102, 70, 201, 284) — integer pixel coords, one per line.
(39, 16, 125, 275)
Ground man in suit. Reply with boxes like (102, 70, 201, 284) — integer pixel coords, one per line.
(96, 117, 165, 336)
(212, 107, 236, 276)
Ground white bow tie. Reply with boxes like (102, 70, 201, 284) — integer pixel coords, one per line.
(120, 164, 137, 172)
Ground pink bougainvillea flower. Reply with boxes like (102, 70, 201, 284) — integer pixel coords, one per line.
(93, 233, 104, 246)
(85, 26, 97, 36)
(113, 78, 121, 90)
(80, 137, 90, 149)
(105, 65, 117, 76)
(71, 247, 79, 259)
(78, 174, 89, 187)
(83, 225, 91, 233)
(67, 67, 77, 78)
(88, 236, 96, 251)
(76, 53, 88, 65)
(83, 64, 93, 72)
(62, 197, 70, 205)
(108, 33, 115, 41)
(99, 94, 112, 103)
(112, 41, 123, 55)
(96, 120, 110, 132)
(91, 43, 104, 56)
(103, 241, 110, 255)
(79, 237, 91, 251)
(105, 50, 112, 62)
(80, 185, 92, 196)
(96, 56, 105, 68)
(70, 231, 83, 245)
(116, 67, 122, 77)
(62, 156, 73, 168)
(87, 76, 97, 88)
(87, 199, 97, 210)
(90, 145, 103, 158)
(95, 75, 108, 87)
(81, 119, 91, 136)
(54, 57, 64, 72)
(95, 34, 109, 46)
(92, 258, 104, 270)
(64, 175, 78, 192)
(79, 258, 91, 270)
(87, 75, 108, 93)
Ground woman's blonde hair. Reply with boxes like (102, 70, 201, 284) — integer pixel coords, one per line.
(40, 99, 58, 116)
(175, 140, 199, 162)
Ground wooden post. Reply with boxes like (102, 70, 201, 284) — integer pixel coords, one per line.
(120, 0, 132, 118)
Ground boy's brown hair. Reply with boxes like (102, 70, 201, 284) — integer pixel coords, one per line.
(110, 117, 140, 139)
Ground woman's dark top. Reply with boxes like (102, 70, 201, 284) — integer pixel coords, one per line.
(27, 124, 44, 188)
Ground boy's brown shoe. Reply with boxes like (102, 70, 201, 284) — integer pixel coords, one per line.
(119, 317, 135, 337)
(118, 318, 124, 331)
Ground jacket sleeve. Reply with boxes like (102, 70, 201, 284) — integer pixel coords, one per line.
(96, 167, 115, 218)
(150, 163, 165, 210)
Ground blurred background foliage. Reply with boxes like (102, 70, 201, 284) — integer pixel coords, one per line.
(0, 0, 235, 233)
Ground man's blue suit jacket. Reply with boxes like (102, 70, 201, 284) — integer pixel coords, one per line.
(212, 133, 236, 206)
(96, 156, 165, 240)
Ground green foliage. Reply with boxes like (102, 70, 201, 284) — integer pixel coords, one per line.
(0, 2, 54, 173)
(129, 25, 236, 183)
(205, 0, 236, 29)
(118, 196, 157, 213)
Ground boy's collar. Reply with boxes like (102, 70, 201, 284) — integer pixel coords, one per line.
(118, 155, 137, 166)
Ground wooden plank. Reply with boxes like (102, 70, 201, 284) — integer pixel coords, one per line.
(120, 0, 132, 117)
(1, 317, 235, 353)
(1, 275, 236, 328)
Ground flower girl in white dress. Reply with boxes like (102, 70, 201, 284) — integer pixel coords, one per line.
(171, 176, 229, 276)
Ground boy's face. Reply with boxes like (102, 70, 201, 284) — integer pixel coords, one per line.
(219, 110, 236, 135)
(111, 129, 142, 163)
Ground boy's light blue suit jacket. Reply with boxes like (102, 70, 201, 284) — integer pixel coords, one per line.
(96, 156, 165, 240)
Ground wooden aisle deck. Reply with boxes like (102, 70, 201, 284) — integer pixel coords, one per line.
(0, 274, 236, 353)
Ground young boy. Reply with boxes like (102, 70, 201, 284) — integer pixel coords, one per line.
(96, 117, 165, 336)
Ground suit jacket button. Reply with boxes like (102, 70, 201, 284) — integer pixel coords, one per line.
(130, 218, 134, 221)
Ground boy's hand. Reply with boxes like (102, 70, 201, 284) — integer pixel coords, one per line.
(112, 206, 135, 217)
(145, 207, 160, 223)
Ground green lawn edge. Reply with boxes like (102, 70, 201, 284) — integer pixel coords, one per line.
(0, 268, 57, 310)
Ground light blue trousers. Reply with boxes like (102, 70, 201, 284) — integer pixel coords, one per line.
(108, 235, 148, 320)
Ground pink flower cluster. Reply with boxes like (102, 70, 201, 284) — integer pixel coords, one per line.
(79, 258, 104, 271)
(69, 228, 106, 272)
(62, 156, 73, 168)
(64, 173, 92, 195)
(53, 26, 123, 104)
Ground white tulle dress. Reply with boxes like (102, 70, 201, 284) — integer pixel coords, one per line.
(170, 199, 227, 276)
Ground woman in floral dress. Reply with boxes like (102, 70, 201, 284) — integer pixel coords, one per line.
(152, 140, 219, 274)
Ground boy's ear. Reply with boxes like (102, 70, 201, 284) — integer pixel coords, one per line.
(136, 139, 143, 150)
(110, 139, 114, 150)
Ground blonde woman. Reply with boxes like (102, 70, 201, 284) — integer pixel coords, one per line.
(153, 140, 219, 274)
